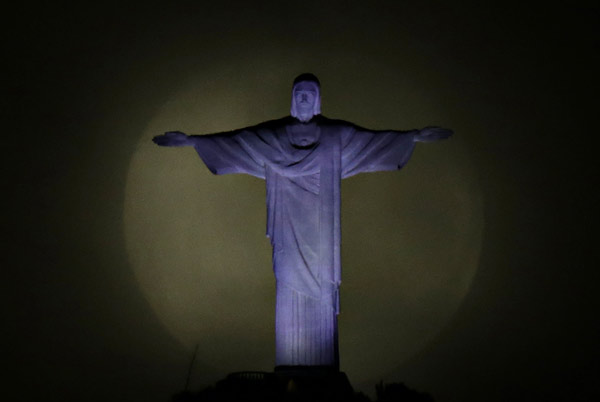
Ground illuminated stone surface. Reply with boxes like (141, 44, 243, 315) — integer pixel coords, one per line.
(152, 74, 452, 368)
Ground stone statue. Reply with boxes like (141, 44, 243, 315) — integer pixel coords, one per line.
(153, 73, 452, 370)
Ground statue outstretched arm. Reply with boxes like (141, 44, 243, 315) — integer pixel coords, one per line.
(413, 126, 453, 143)
(341, 126, 416, 178)
(340, 124, 450, 178)
(152, 131, 195, 147)
(153, 128, 268, 179)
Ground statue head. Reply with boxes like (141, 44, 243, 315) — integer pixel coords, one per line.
(290, 73, 321, 122)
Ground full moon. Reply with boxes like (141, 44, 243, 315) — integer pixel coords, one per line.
(124, 73, 483, 387)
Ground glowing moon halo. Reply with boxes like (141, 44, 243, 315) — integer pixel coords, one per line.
(123, 75, 483, 385)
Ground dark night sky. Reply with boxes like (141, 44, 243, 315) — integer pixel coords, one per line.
(5, 2, 599, 401)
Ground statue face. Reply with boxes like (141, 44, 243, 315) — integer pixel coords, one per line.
(290, 80, 321, 121)
(293, 82, 317, 111)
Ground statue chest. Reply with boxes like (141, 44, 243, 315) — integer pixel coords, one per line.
(287, 122, 321, 148)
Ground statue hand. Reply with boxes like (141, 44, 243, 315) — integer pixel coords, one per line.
(414, 127, 453, 143)
(152, 131, 192, 147)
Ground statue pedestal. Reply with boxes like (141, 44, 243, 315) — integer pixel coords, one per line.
(173, 366, 357, 401)
(274, 365, 354, 401)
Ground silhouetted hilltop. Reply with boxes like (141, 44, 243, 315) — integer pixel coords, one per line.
(172, 369, 433, 402)
(375, 381, 434, 402)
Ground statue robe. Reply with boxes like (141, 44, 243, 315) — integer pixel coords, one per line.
(192, 115, 416, 368)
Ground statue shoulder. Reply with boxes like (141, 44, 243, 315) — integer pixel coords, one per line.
(232, 117, 293, 141)
(314, 115, 354, 129)
(313, 116, 358, 137)
(253, 116, 295, 130)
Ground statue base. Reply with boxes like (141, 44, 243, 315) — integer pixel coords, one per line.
(274, 365, 354, 400)
(172, 366, 358, 402)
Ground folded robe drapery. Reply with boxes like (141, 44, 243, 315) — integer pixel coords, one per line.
(192, 115, 416, 367)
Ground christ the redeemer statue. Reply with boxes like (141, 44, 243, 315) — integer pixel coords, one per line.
(153, 73, 452, 370)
